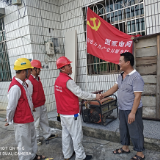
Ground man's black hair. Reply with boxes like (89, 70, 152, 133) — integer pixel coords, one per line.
(120, 52, 134, 66)
(59, 66, 65, 72)
(16, 69, 27, 74)
(16, 70, 22, 74)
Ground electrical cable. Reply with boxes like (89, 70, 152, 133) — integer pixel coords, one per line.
(16, 0, 27, 55)
(33, 0, 65, 63)
(36, 0, 51, 64)
(1, 0, 62, 63)
(17, 0, 26, 18)
(17, 15, 25, 55)
(37, 0, 45, 46)
(1, 0, 47, 58)
(0, 0, 12, 6)
(5, 35, 45, 45)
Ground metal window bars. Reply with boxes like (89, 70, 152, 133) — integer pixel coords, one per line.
(83, 0, 145, 75)
(0, 18, 12, 82)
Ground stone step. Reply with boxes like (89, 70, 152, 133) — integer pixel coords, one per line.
(48, 111, 160, 152)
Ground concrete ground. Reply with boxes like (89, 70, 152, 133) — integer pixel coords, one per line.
(48, 110, 160, 152)
(48, 110, 160, 141)
(0, 117, 160, 160)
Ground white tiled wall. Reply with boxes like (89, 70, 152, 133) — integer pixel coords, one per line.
(1, 0, 159, 111)
(24, 0, 62, 112)
(0, 0, 121, 111)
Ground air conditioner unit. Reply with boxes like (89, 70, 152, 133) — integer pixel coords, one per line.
(45, 41, 55, 55)
(12, 0, 22, 5)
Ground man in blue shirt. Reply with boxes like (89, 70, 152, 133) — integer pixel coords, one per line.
(102, 52, 145, 160)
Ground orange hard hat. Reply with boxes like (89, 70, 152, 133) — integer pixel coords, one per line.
(56, 56, 72, 69)
(31, 60, 42, 69)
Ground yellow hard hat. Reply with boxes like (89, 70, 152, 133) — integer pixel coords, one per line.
(14, 58, 34, 70)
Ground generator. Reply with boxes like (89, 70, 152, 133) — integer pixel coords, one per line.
(81, 92, 118, 126)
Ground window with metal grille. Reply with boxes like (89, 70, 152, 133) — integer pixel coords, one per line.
(83, 0, 145, 75)
(0, 18, 12, 81)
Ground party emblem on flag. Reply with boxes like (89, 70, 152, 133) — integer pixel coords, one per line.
(87, 17, 101, 31)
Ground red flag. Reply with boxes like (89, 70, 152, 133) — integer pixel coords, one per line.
(87, 8, 135, 64)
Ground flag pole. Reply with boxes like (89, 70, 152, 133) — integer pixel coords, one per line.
(85, 6, 89, 92)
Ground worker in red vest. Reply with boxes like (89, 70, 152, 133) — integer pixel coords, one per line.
(5, 58, 46, 160)
(26, 59, 57, 146)
(54, 56, 102, 160)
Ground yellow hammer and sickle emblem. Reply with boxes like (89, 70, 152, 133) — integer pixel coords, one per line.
(87, 17, 101, 31)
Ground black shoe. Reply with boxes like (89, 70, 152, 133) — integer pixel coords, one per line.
(46, 134, 58, 140)
(45, 134, 58, 144)
(84, 155, 92, 160)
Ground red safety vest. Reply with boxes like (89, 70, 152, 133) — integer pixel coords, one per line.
(28, 75, 45, 108)
(8, 77, 34, 123)
(54, 72, 79, 115)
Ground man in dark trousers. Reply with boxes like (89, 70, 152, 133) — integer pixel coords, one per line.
(102, 52, 145, 160)
(54, 56, 102, 160)
(26, 59, 57, 145)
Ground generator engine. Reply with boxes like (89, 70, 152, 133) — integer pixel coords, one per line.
(81, 94, 118, 126)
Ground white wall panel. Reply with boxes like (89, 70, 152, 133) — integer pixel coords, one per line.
(151, 2, 155, 16)
(150, 27, 153, 34)
(153, 0, 157, 3)
(2, 0, 155, 111)
(152, 15, 156, 27)
(145, 1, 160, 35)
(158, 25, 160, 33)
(155, 3, 158, 15)
(152, 26, 156, 34)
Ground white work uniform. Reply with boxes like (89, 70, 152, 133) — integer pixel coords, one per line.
(60, 79, 96, 160)
(6, 78, 37, 160)
(26, 75, 52, 140)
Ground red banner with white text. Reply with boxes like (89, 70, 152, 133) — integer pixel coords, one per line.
(87, 7, 136, 64)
